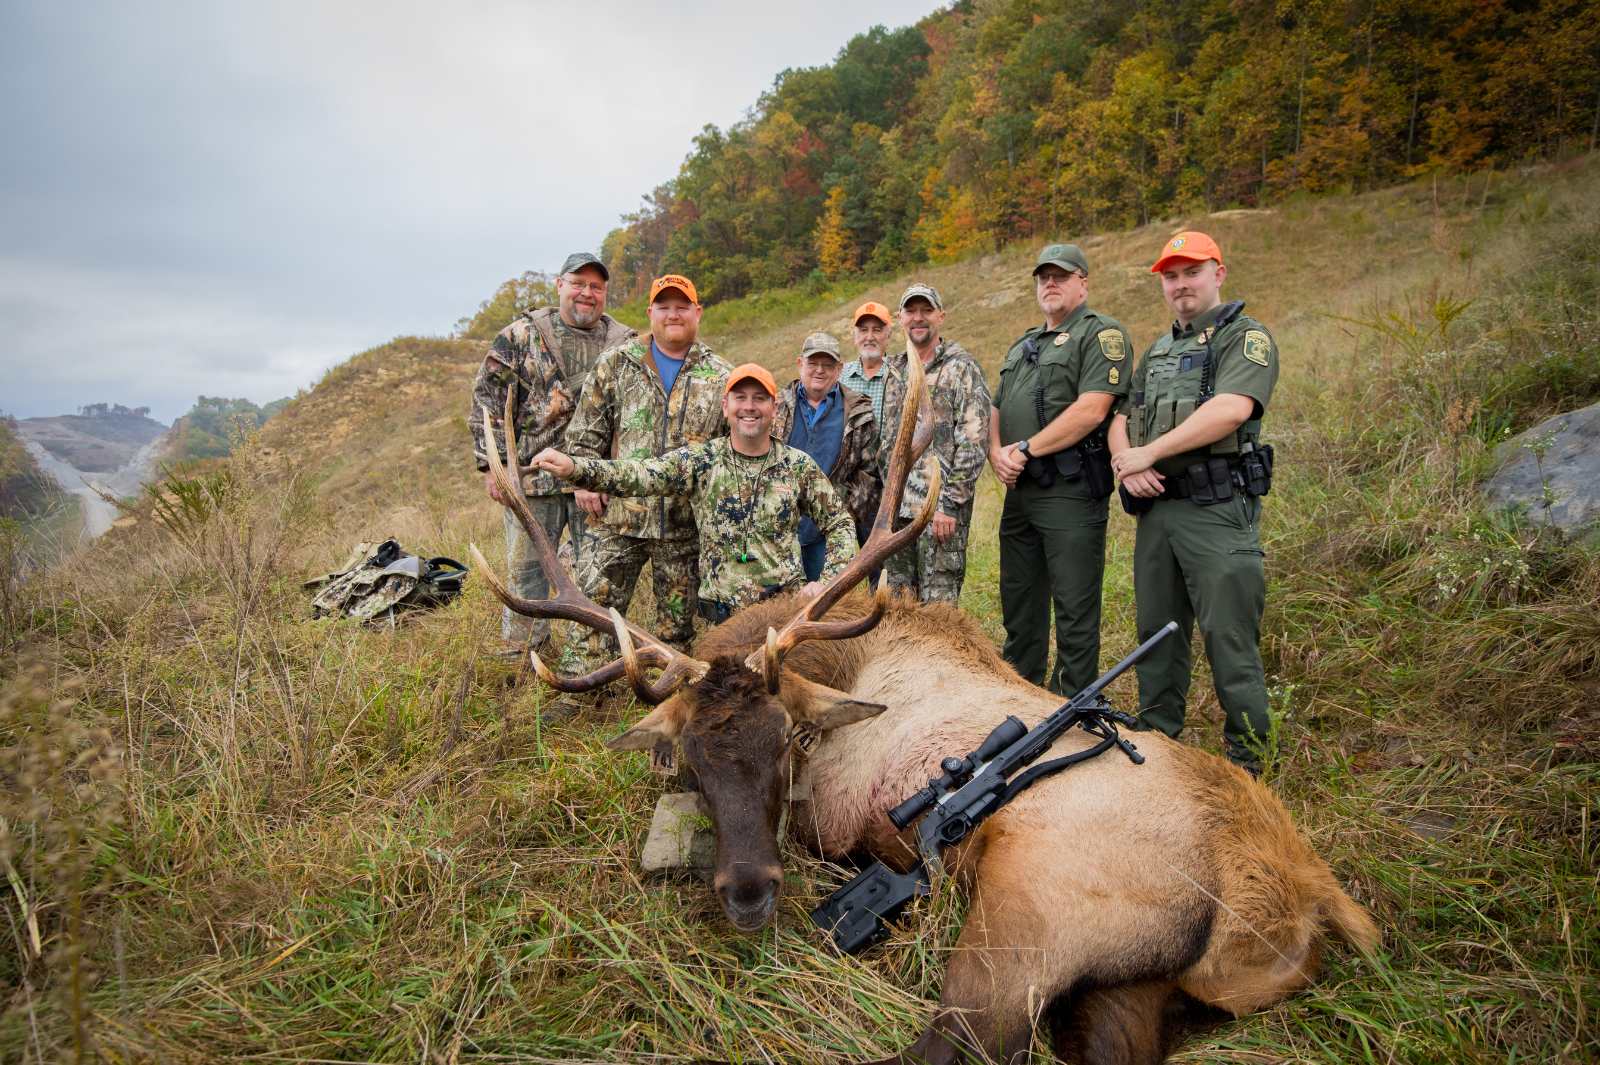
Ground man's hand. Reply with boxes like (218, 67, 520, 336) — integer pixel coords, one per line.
(484, 470, 509, 505)
(1120, 468, 1166, 498)
(529, 447, 577, 479)
(932, 511, 957, 543)
(799, 581, 824, 599)
(575, 489, 608, 517)
(1111, 446, 1158, 479)
(989, 443, 1025, 488)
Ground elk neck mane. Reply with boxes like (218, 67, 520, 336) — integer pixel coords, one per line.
(692, 587, 1031, 693)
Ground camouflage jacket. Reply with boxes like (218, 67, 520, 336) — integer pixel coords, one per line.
(468, 307, 636, 496)
(563, 337, 732, 539)
(568, 439, 857, 608)
(878, 341, 992, 518)
(772, 381, 881, 533)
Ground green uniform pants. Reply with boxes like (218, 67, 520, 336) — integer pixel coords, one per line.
(998, 485, 1108, 695)
(1133, 493, 1270, 763)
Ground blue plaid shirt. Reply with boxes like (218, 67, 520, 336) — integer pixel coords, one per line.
(840, 360, 887, 422)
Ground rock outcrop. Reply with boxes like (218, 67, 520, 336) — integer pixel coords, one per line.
(1482, 401, 1600, 542)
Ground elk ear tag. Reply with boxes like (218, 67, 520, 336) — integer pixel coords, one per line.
(779, 673, 888, 732)
(607, 698, 691, 752)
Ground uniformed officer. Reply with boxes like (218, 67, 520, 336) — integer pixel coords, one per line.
(1109, 231, 1279, 773)
(990, 244, 1130, 695)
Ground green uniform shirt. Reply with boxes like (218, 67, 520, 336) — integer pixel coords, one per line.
(568, 438, 857, 609)
(1122, 301, 1278, 477)
(995, 302, 1132, 452)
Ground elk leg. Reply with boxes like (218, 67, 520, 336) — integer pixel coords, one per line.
(1050, 979, 1180, 1065)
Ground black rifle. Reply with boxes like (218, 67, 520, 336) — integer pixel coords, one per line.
(810, 621, 1179, 954)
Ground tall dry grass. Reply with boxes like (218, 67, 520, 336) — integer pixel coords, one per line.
(2, 159, 1597, 1062)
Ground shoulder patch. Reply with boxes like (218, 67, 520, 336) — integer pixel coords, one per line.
(1098, 330, 1127, 362)
(1242, 330, 1272, 367)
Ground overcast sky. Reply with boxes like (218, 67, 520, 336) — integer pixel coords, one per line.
(0, 0, 935, 422)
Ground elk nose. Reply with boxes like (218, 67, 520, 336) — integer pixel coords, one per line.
(720, 877, 780, 932)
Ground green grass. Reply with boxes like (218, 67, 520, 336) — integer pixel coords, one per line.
(2, 159, 1598, 1063)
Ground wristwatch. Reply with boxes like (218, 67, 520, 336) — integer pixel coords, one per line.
(1017, 439, 1032, 456)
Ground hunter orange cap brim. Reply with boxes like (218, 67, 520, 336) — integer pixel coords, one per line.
(852, 301, 892, 325)
(1150, 231, 1223, 273)
(724, 363, 777, 398)
(648, 273, 700, 304)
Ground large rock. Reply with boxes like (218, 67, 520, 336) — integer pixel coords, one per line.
(640, 792, 716, 876)
(1482, 401, 1600, 541)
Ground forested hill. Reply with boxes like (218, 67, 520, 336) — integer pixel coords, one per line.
(598, 0, 1598, 305)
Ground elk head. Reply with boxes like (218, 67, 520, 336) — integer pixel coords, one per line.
(471, 350, 938, 932)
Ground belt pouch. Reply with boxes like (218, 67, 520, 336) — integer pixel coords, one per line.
(1185, 462, 1215, 504)
(1118, 484, 1154, 516)
(1205, 457, 1234, 504)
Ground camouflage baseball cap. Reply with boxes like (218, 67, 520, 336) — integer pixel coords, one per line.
(560, 252, 609, 280)
(898, 282, 942, 310)
(800, 331, 841, 359)
(1034, 243, 1088, 277)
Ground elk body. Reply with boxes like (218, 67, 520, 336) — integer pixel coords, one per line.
(473, 353, 1378, 1064)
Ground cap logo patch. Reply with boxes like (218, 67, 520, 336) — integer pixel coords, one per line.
(1170, 237, 1186, 249)
(1243, 330, 1271, 366)
(1098, 331, 1126, 361)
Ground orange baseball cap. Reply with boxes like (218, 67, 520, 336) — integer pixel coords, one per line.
(648, 273, 699, 304)
(852, 301, 892, 326)
(724, 363, 777, 398)
(1150, 231, 1223, 273)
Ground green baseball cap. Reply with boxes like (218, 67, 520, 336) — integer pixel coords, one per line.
(1033, 243, 1088, 277)
(898, 282, 942, 310)
(560, 252, 609, 281)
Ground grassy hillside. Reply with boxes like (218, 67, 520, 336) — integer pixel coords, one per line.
(3, 160, 1597, 1063)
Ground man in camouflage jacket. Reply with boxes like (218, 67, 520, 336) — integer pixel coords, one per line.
(877, 283, 992, 603)
(469, 252, 636, 647)
(771, 331, 881, 574)
(530, 363, 856, 623)
(559, 274, 732, 665)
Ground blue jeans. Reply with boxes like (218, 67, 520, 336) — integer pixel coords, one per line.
(800, 537, 827, 583)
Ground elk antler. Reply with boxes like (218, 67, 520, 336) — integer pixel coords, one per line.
(748, 344, 942, 692)
(469, 387, 708, 703)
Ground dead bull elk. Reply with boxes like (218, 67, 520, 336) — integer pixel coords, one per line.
(471, 357, 1379, 1064)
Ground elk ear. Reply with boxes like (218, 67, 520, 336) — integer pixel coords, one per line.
(607, 695, 692, 752)
(778, 672, 887, 732)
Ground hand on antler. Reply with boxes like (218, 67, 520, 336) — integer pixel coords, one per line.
(529, 447, 577, 478)
(484, 470, 511, 504)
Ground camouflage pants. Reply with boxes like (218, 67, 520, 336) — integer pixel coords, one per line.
(502, 494, 593, 642)
(557, 529, 698, 673)
(885, 500, 973, 605)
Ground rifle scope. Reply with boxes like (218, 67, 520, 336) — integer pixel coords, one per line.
(887, 715, 1028, 830)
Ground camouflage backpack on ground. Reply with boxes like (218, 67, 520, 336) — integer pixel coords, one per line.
(305, 540, 468, 623)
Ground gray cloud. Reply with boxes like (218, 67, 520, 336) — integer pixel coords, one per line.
(0, 0, 934, 421)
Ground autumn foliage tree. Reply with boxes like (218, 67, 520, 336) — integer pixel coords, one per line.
(581, 0, 1596, 306)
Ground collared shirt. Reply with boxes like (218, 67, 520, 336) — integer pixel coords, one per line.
(787, 382, 847, 545)
(841, 359, 887, 421)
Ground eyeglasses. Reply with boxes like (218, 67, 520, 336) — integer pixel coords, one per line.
(561, 279, 606, 294)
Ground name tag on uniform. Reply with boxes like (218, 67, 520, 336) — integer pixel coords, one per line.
(1179, 354, 1194, 371)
